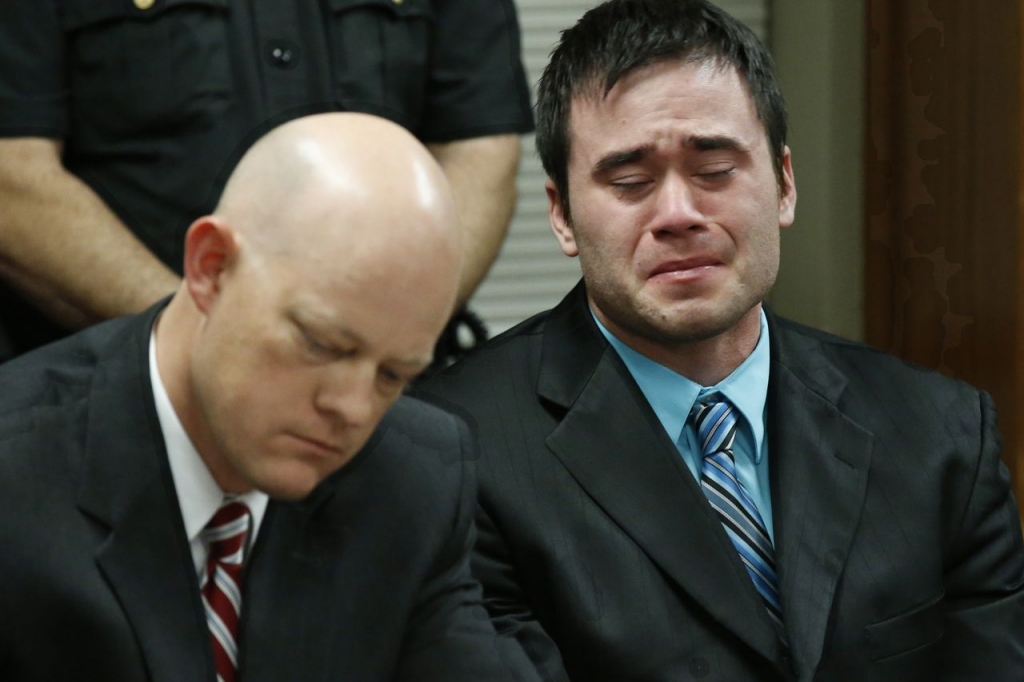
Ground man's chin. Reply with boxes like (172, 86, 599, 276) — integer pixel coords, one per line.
(247, 467, 326, 501)
(631, 301, 735, 344)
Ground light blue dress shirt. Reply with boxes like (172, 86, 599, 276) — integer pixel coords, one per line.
(592, 309, 775, 543)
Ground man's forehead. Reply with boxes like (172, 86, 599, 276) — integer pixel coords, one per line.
(574, 56, 738, 102)
(565, 61, 761, 160)
(570, 59, 746, 114)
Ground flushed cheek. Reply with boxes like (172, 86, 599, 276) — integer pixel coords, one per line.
(252, 434, 338, 481)
(244, 448, 335, 500)
(587, 231, 643, 271)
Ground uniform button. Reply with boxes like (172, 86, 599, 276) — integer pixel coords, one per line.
(688, 656, 710, 678)
(134, 0, 155, 9)
(266, 40, 300, 70)
(392, 0, 404, 4)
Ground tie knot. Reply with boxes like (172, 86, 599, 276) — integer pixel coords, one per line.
(691, 398, 739, 457)
(203, 500, 251, 566)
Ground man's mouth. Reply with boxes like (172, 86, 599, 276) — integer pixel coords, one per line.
(648, 256, 722, 279)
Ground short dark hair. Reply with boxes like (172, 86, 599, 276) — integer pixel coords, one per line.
(536, 0, 788, 219)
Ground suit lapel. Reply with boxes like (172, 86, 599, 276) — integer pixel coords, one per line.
(76, 309, 212, 682)
(767, 317, 873, 677)
(239, 485, 336, 681)
(539, 285, 784, 665)
(241, 425, 395, 680)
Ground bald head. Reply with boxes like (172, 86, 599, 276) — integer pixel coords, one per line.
(156, 113, 465, 499)
(216, 112, 460, 265)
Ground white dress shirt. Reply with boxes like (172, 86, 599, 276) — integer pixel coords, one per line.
(149, 331, 269, 577)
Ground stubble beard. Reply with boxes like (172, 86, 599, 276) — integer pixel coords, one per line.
(584, 262, 775, 356)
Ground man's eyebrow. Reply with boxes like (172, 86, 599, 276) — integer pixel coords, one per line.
(288, 307, 432, 370)
(592, 146, 653, 174)
(592, 137, 749, 175)
(689, 135, 749, 153)
(289, 308, 359, 344)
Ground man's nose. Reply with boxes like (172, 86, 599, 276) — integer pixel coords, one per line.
(314, 361, 378, 428)
(650, 173, 705, 235)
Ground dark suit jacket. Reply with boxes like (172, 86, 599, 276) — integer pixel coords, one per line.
(0, 304, 538, 681)
(420, 282, 1024, 682)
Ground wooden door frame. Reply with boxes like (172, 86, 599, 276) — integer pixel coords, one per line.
(865, 0, 1024, 520)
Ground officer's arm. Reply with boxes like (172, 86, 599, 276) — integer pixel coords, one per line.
(428, 133, 521, 308)
(0, 137, 179, 329)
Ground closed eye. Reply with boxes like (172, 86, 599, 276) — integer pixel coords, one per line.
(377, 366, 415, 396)
(299, 328, 355, 362)
(694, 167, 736, 185)
(696, 165, 735, 178)
(609, 172, 651, 186)
(609, 177, 654, 198)
(302, 331, 330, 354)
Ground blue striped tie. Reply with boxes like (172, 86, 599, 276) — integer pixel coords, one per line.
(693, 399, 784, 630)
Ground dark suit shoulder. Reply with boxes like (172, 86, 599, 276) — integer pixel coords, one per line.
(370, 396, 478, 482)
(418, 309, 550, 404)
(770, 313, 981, 399)
(332, 395, 476, 521)
(447, 307, 549, 366)
(382, 394, 469, 450)
(0, 312, 147, 418)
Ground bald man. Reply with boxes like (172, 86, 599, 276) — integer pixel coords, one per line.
(0, 113, 538, 682)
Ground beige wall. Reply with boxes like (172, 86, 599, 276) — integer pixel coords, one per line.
(768, 0, 865, 340)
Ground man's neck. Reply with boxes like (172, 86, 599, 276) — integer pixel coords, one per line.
(595, 304, 763, 387)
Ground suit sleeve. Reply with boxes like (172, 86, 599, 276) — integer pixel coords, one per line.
(395, 416, 541, 682)
(472, 502, 572, 682)
(939, 391, 1024, 678)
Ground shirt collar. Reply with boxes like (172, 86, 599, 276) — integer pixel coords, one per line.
(592, 309, 771, 462)
(148, 329, 268, 545)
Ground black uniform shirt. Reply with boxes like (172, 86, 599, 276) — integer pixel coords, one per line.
(0, 0, 534, 266)
(0, 0, 534, 355)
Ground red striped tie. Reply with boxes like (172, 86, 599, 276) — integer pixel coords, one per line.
(201, 501, 251, 682)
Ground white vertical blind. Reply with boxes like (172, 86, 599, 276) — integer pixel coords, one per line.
(471, 0, 770, 335)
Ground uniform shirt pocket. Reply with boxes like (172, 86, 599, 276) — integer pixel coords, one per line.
(60, 0, 231, 143)
(323, 0, 433, 130)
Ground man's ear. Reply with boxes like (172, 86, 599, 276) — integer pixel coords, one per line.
(547, 179, 579, 257)
(183, 216, 240, 314)
(778, 145, 797, 229)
